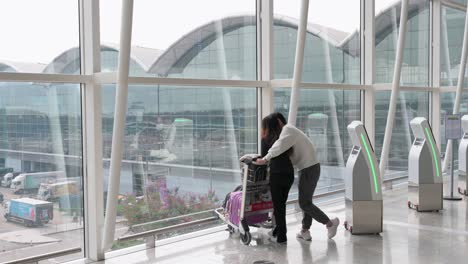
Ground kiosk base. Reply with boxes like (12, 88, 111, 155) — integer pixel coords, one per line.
(408, 183, 443, 211)
(458, 172, 468, 196)
(344, 199, 383, 234)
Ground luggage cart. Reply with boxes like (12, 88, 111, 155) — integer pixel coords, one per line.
(215, 158, 273, 245)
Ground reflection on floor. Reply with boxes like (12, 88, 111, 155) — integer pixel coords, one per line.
(86, 185, 468, 264)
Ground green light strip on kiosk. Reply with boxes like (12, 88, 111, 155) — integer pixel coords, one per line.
(361, 133, 379, 194)
(425, 127, 440, 177)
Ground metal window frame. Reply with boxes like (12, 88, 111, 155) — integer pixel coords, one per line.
(431, 0, 442, 151)
(80, 0, 105, 261)
(363, 0, 376, 146)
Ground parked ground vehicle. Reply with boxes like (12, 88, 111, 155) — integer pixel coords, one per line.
(0, 168, 14, 187)
(37, 181, 79, 201)
(1, 172, 21, 188)
(4, 198, 54, 227)
(10, 171, 65, 194)
(0, 168, 13, 177)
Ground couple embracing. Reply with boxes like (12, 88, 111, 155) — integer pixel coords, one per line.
(257, 112, 339, 244)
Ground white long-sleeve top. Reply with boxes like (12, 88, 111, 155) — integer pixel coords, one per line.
(264, 124, 318, 171)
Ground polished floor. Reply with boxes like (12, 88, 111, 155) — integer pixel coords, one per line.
(85, 184, 468, 264)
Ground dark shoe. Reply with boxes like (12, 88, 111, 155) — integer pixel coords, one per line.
(270, 236, 287, 244)
(268, 227, 278, 237)
(276, 233, 287, 244)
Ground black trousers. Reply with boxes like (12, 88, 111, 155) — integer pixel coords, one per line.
(270, 173, 294, 241)
(298, 163, 330, 229)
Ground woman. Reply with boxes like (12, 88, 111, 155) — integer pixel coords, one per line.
(261, 112, 294, 244)
(257, 112, 340, 241)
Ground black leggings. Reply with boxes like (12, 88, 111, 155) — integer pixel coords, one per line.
(270, 174, 294, 241)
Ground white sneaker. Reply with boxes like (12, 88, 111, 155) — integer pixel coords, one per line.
(327, 218, 340, 239)
(296, 229, 312, 241)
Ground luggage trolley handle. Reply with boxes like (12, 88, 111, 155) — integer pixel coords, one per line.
(241, 157, 269, 183)
(240, 156, 259, 165)
(239, 161, 250, 224)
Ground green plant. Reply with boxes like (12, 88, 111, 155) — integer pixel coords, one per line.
(119, 186, 219, 229)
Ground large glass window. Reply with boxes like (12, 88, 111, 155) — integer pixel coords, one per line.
(441, 6, 466, 87)
(0, 82, 83, 262)
(448, 0, 467, 5)
(100, 0, 257, 79)
(375, 91, 429, 178)
(0, 1, 80, 74)
(274, 88, 361, 194)
(274, 0, 361, 83)
(440, 92, 468, 157)
(375, 0, 430, 86)
(101, 85, 257, 250)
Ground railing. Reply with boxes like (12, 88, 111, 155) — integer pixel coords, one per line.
(118, 216, 219, 248)
(2, 247, 81, 264)
(128, 209, 215, 231)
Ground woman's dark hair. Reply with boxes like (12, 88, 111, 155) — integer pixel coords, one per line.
(274, 112, 287, 127)
(261, 112, 288, 156)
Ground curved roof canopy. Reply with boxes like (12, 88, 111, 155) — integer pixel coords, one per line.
(42, 44, 163, 74)
(0, 60, 46, 73)
(149, 0, 428, 76)
(148, 15, 352, 76)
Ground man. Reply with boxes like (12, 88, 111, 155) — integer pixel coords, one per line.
(257, 112, 340, 241)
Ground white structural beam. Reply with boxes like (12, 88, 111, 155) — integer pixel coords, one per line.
(258, 0, 274, 152)
(362, 0, 376, 146)
(95, 73, 268, 87)
(434, 1, 451, 172)
(443, 1, 468, 171)
(102, 0, 134, 252)
(80, 0, 105, 260)
(259, 0, 274, 119)
(431, 0, 442, 151)
(379, 0, 409, 178)
(0, 72, 91, 83)
(441, 0, 467, 12)
(288, 0, 309, 125)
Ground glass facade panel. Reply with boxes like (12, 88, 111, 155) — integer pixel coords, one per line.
(440, 93, 468, 160)
(100, 0, 256, 79)
(273, 88, 361, 194)
(101, 85, 257, 250)
(274, 0, 361, 83)
(375, 0, 430, 86)
(0, 0, 80, 74)
(441, 7, 467, 87)
(449, 0, 468, 5)
(1, 0, 466, 261)
(375, 91, 429, 178)
(0, 82, 83, 262)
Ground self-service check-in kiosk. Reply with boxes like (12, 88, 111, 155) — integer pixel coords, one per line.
(344, 121, 382, 234)
(408, 117, 443, 211)
(458, 115, 468, 196)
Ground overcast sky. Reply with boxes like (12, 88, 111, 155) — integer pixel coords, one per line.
(0, 0, 398, 65)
